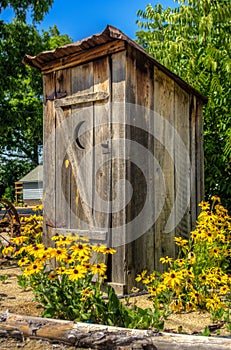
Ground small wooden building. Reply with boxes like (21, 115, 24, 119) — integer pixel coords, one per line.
(18, 165, 43, 206)
(24, 25, 206, 293)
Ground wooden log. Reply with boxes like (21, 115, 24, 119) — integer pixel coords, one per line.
(1, 312, 231, 349)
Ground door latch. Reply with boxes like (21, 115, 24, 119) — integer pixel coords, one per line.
(101, 139, 111, 154)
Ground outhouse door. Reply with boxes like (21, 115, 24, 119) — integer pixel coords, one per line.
(53, 61, 112, 246)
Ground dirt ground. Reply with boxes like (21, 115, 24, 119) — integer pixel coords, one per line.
(0, 263, 230, 349)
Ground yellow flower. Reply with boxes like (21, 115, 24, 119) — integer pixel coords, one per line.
(160, 256, 173, 264)
(48, 271, 58, 281)
(186, 301, 196, 312)
(188, 290, 203, 306)
(98, 247, 117, 255)
(157, 284, 167, 293)
(2, 246, 14, 256)
(18, 257, 30, 266)
(209, 247, 221, 258)
(67, 266, 87, 281)
(63, 254, 76, 264)
(55, 236, 73, 246)
(13, 246, 27, 257)
(91, 263, 107, 276)
(211, 195, 221, 203)
(141, 272, 156, 285)
(135, 270, 147, 282)
(188, 252, 196, 264)
(76, 254, 90, 263)
(220, 285, 229, 295)
(163, 270, 183, 289)
(56, 267, 67, 275)
(148, 286, 158, 296)
(206, 293, 225, 311)
(23, 262, 43, 276)
(70, 243, 91, 257)
(80, 287, 93, 301)
(174, 237, 188, 247)
(199, 201, 210, 210)
(175, 258, 185, 266)
(10, 236, 28, 245)
(170, 299, 183, 312)
(26, 243, 45, 256)
(51, 234, 64, 241)
(53, 247, 68, 261)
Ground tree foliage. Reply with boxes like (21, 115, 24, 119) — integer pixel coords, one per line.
(136, 0, 231, 209)
(0, 0, 54, 22)
(0, 1, 72, 200)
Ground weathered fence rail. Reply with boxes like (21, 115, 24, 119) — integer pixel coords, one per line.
(1, 312, 231, 349)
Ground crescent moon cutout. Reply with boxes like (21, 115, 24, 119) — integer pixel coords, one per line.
(75, 121, 85, 150)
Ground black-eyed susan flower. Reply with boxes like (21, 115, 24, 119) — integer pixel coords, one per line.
(188, 290, 203, 306)
(56, 267, 67, 275)
(70, 243, 91, 257)
(169, 299, 183, 312)
(67, 266, 87, 281)
(175, 258, 185, 267)
(55, 236, 73, 247)
(53, 247, 68, 261)
(80, 287, 93, 301)
(18, 257, 30, 266)
(206, 293, 225, 311)
(48, 271, 58, 281)
(51, 233, 64, 241)
(148, 286, 158, 296)
(23, 262, 43, 276)
(163, 270, 183, 289)
(2, 246, 14, 256)
(174, 237, 188, 248)
(11, 236, 28, 245)
(160, 256, 173, 264)
(186, 301, 196, 312)
(199, 201, 210, 211)
(135, 270, 147, 282)
(91, 263, 107, 276)
(100, 247, 116, 255)
(220, 285, 229, 295)
(209, 247, 221, 258)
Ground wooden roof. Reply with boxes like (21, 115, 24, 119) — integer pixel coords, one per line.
(23, 25, 207, 102)
(19, 165, 43, 183)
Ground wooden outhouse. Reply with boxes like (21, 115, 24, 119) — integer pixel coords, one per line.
(24, 25, 206, 294)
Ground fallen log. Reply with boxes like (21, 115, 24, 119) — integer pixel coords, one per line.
(0, 312, 231, 349)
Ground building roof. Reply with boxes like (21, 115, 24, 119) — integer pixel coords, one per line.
(23, 24, 207, 102)
(19, 165, 43, 183)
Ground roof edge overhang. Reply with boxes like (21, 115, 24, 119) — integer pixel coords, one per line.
(23, 24, 207, 103)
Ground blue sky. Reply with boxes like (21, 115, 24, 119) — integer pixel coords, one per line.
(1, 0, 176, 41)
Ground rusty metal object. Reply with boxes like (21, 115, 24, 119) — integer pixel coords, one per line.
(0, 198, 20, 236)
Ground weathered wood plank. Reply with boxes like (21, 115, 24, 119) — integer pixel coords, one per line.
(41, 41, 126, 74)
(134, 51, 155, 281)
(1, 313, 231, 349)
(110, 50, 127, 291)
(174, 83, 191, 239)
(43, 72, 56, 247)
(93, 56, 111, 236)
(55, 69, 72, 231)
(49, 227, 107, 242)
(125, 46, 155, 290)
(154, 66, 175, 270)
(54, 91, 109, 107)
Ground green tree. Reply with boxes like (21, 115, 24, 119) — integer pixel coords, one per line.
(136, 0, 231, 209)
(0, 1, 72, 200)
